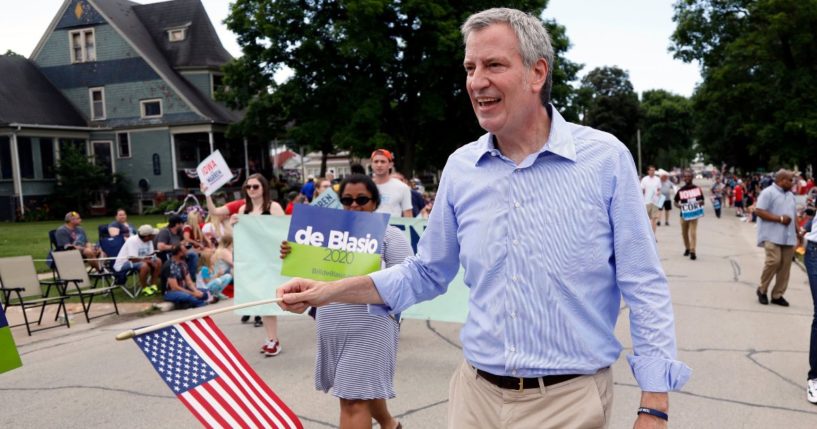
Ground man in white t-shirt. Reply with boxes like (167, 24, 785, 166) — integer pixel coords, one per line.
(114, 224, 162, 290)
(640, 165, 662, 234)
(371, 149, 412, 218)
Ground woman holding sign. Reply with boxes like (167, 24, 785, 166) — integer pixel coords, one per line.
(280, 174, 411, 429)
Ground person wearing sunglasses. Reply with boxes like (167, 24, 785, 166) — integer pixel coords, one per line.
(279, 174, 411, 429)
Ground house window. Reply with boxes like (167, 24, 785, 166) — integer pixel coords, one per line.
(89, 87, 106, 120)
(168, 28, 187, 42)
(117, 133, 131, 158)
(17, 137, 34, 179)
(0, 137, 11, 180)
(69, 28, 96, 63)
(140, 99, 163, 119)
(41, 138, 55, 179)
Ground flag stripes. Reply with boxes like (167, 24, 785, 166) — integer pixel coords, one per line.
(178, 317, 301, 429)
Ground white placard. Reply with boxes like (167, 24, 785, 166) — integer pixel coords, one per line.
(197, 150, 234, 196)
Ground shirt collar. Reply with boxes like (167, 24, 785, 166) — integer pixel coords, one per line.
(474, 105, 577, 166)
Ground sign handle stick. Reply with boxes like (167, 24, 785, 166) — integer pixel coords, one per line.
(115, 298, 284, 341)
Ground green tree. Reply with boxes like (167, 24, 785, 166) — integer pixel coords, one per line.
(578, 66, 641, 156)
(221, 1, 582, 175)
(640, 89, 695, 169)
(50, 146, 134, 217)
(671, 0, 817, 170)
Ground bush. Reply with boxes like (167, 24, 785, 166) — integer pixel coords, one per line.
(49, 146, 135, 216)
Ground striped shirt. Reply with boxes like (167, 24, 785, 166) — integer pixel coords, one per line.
(370, 107, 691, 392)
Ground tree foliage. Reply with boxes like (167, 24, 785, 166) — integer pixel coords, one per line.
(671, 0, 817, 171)
(49, 146, 134, 216)
(220, 1, 582, 174)
(578, 66, 641, 154)
(640, 89, 694, 169)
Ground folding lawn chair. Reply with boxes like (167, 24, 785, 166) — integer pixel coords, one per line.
(51, 250, 119, 323)
(98, 235, 141, 298)
(0, 256, 70, 336)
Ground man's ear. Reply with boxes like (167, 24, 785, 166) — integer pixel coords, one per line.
(529, 58, 548, 93)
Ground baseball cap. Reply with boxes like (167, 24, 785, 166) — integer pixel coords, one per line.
(64, 211, 80, 222)
(137, 224, 160, 236)
(371, 149, 394, 161)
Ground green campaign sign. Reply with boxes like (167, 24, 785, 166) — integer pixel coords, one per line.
(281, 204, 389, 281)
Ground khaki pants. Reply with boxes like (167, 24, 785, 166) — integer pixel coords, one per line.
(759, 241, 795, 299)
(447, 362, 613, 429)
(680, 217, 698, 252)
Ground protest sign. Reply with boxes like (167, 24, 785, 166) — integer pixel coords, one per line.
(282, 205, 388, 281)
(233, 216, 471, 322)
(197, 150, 233, 196)
(651, 192, 666, 208)
(310, 187, 342, 209)
(678, 187, 704, 221)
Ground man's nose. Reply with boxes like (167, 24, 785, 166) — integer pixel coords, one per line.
(469, 66, 489, 90)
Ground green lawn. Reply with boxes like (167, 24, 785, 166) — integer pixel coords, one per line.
(0, 215, 168, 273)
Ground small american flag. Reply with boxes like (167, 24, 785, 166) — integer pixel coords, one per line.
(133, 317, 302, 429)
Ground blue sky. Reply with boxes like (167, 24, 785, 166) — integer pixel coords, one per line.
(0, 0, 700, 96)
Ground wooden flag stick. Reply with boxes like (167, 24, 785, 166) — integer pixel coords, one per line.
(115, 298, 284, 341)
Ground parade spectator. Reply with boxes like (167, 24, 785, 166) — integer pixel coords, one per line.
(658, 171, 675, 226)
(280, 174, 411, 429)
(155, 215, 199, 279)
(55, 211, 103, 271)
(640, 165, 661, 234)
(392, 172, 426, 217)
(233, 174, 286, 355)
(113, 224, 161, 292)
(313, 177, 333, 200)
(711, 181, 724, 218)
(674, 170, 705, 260)
(285, 192, 306, 215)
(163, 244, 212, 308)
(202, 212, 231, 247)
(754, 169, 798, 306)
(108, 208, 134, 238)
(734, 180, 745, 217)
(803, 215, 817, 404)
(183, 210, 210, 251)
(278, 8, 689, 427)
(300, 175, 316, 202)
(195, 251, 232, 300)
(371, 149, 413, 218)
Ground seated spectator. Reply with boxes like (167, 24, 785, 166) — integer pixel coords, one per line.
(183, 210, 210, 251)
(195, 251, 232, 300)
(55, 211, 102, 271)
(108, 208, 135, 238)
(202, 213, 231, 247)
(154, 215, 199, 279)
(162, 244, 213, 309)
(113, 225, 162, 292)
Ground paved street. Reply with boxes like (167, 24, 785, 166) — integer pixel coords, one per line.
(3, 185, 817, 428)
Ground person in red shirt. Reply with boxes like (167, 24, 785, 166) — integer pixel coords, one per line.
(734, 181, 745, 217)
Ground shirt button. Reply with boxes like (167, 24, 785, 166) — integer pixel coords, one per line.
(510, 346, 516, 353)
(512, 369, 518, 376)
(514, 201, 521, 208)
(512, 275, 518, 282)
(510, 311, 517, 319)
(512, 239, 519, 246)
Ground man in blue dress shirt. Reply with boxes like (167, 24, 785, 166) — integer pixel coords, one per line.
(279, 7, 690, 428)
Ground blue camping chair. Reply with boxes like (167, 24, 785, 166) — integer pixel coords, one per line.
(98, 236, 140, 297)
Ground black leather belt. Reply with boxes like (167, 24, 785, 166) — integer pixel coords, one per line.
(475, 368, 581, 391)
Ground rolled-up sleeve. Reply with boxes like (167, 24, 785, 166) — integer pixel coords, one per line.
(609, 148, 692, 392)
(369, 163, 463, 315)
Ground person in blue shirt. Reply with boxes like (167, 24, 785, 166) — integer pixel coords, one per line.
(277, 7, 689, 428)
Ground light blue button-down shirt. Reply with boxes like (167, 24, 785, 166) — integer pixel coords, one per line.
(756, 184, 797, 246)
(369, 108, 691, 392)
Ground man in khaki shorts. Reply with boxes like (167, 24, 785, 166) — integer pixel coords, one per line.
(279, 8, 690, 428)
(641, 165, 662, 235)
